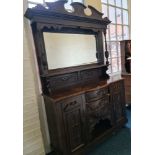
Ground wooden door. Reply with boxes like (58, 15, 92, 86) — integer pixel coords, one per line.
(61, 95, 86, 153)
(109, 80, 126, 122)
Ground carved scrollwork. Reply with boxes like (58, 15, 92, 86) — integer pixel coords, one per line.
(37, 23, 65, 31)
(103, 29, 110, 66)
(51, 73, 78, 85)
(63, 101, 77, 111)
(103, 17, 111, 24)
(25, 1, 111, 24)
(41, 77, 52, 94)
(80, 69, 100, 80)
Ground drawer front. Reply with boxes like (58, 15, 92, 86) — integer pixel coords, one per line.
(86, 95, 110, 117)
(86, 96, 109, 111)
(85, 87, 108, 103)
(80, 69, 102, 81)
(50, 73, 78, 91)
(61, 96, 82, 112)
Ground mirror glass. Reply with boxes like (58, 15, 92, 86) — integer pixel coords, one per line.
(43, 33, 97, 69)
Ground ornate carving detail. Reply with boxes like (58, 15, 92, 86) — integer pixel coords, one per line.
(87, 100, 109, 116)
(87, 115, 112, 140)
(110, 81, 122, 92)
(85, 88, 108, 103)
(64, 108, 84, 150)
(80, 69, 101, 80)
(103, 29, 109, 66)
(41, 77, 52, 94)
(51, 73, 78, 85)
(103, 17, 111, 25)
(25, 1, 111, 23)
(37, 23, 64, 31)
(109, 81, 124, 121)
(63, 101, 77, 112)
(112, 93, 122, 119)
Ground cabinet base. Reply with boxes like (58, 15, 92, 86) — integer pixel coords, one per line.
(50, 117, 127, 155)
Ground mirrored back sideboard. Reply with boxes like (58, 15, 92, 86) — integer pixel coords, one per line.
(25, 1, 127, 154)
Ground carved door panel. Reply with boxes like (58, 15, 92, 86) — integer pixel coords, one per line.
(85, 92, 114, 141)
(111, 93, 123, 121)
(61, 96, 85, 153)
(109, 80, 126, 122)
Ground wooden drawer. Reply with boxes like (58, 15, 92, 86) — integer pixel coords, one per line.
(86, 96, 110, 119)
(61, 96, 82, 112)
(85, 87, 108, 103)
(50, 73, 78, 91)
(86, 96, 109, 111)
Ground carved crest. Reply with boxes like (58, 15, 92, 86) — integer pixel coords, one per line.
(25, 0, 111, 25)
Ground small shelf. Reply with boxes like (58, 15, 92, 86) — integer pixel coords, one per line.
(41, 63, 107, 77)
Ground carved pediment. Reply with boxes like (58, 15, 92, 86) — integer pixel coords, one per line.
(25, 0, 111, 25)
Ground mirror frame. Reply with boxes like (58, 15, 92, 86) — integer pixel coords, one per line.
(25, 0, 111, 77)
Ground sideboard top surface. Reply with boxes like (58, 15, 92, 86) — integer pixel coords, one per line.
(45, 75, 124, 102)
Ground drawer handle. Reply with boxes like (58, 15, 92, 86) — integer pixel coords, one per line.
(61, 76, 69, 81)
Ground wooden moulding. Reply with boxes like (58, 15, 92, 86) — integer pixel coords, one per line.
(42, 63, 107, 77)
(24, 1, 111, 96)
(23, 2, 128, 155)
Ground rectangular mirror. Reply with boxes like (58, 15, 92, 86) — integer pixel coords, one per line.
(43, 32, 97, 70)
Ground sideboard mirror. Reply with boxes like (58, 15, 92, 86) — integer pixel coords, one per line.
(43, 32, 97, 70)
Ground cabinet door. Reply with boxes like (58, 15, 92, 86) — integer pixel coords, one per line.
(61, 96, 85, 153)
(109, 80, 126, 122)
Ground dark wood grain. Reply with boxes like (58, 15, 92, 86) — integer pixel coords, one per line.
(24, 2, 126, 155)
(25, 1, 111, 94)
(43, 77, 127, 155)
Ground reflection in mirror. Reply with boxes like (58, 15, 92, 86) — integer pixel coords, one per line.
(43, 33, 97, 70)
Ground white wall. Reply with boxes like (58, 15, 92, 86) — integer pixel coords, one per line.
(23, 22, 45, 155)
(128, 0, 131, 38)
(23, 0, 50, 154)
(85, 0, 102, 12)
